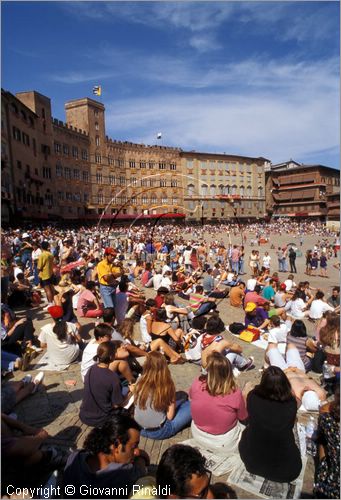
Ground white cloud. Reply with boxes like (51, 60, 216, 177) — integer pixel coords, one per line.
(62, 1, 338, 49)
(50, 70, 116, 84)
(103, 57, 339, 164)
(189, 34, 222, 53)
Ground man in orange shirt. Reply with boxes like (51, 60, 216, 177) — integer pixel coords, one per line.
(97, 248, 121, 309)
(229, 282, 246, 308)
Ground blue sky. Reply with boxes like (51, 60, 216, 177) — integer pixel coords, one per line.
(2, 1, 340, 167)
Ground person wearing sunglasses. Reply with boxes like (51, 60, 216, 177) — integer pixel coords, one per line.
(156, 444, 214, 499)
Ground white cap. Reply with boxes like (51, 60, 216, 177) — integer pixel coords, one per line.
(22, 232, 30, 238)
(302, 390, 320, 411)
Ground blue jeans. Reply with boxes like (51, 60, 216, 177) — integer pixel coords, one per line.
(231, 261, 239, 274)
(278, 258, 284, 272)
(21, 253, 32, 273)
(99, 284, 116, 309)
(33, 262, 40, 286)
(239, 259, 244, 274)
(194, 302, 216, 316)
(2, 351, 18, 371)
(141, 399, 191, 440)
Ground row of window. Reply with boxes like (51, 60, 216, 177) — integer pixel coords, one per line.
(188, 200, 264, 209)
(12, 126, 36, 151)
(187, 184, 263, 197)
(187, 160, 262, 173)
(54, 142, 88, 160)
(94, 158, 178, 169)
(95, 194, 179, 205)
(96, 174, 178, 188)
(55, 164, 90, 182)
(16, 188, 53, 206)
(10, 103, 35, 127)
(57, 191, 89, 203)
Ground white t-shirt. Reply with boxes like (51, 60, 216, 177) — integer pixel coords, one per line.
(152, 274, 163, 291)
(160, 276, 172, 290)
(284, 279, 296, 292)
(286, 298, 306, 318)
(80, 339, 98, 381)
(247, 278, 257, 291)
(38, 322, 79, 371)
(309, 299, 334, 319)
(139, 313, 152, 343)
(32, 248, 42, 262)
(162, 264, 172, 276)
(183, 250, 192, 265)
(268, 323, 289, 343)
(263, 255, 271, 268)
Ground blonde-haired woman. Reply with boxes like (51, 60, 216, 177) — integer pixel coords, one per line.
(189, 352, 248, 464)
(133, 352, 191, 439)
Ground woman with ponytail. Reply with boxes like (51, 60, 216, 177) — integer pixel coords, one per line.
(80, 342, 131, 427)
(38, 305, 81, 371)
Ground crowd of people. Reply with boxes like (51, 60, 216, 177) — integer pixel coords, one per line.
(1, 220, 340, 499)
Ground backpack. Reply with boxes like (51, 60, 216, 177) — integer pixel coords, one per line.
(229, 322, 245, 335)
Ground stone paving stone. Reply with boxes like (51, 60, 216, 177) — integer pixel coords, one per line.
(7, 232, 338, 497)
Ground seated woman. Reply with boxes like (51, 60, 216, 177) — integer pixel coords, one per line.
(314, 386, 340, 499)
(286, 319, 317, 372)
(162, 293, 192, 331)
(139, 302, 185, 365)
(239, 366, 302, 483)
(1, 306, 37, 357)
(38, 305, 81, 371)
(189, 352, 248, 463)
(80, 341, 130, 427)
(7, 272, 33, 308)
(319, 321, 340, 377)
(77, 281, 103, 318)
(149, 308, 184, 349)
(133, 351, 191, 439)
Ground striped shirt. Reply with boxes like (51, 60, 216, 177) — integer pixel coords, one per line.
(189, 293, 206, 312)
(286, 334, 311, 370)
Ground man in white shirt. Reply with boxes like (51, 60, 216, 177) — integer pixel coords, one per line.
(309, 291, 334, 320)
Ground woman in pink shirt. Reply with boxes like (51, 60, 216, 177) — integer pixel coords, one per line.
(77, 281, 103, 318)
(189, 352, 248, 465)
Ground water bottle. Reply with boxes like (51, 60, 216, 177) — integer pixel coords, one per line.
(322, 361, 333, 380)
(305, 416, 316, 456)
(160, 346, 164, 356)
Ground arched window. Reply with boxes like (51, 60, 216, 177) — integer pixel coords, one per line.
(231, 185, 237, 195)
(258, 186, 263, 198)
(210, 185, 216, 196)
(218, 184, 224, 194)
(240, 185, 245, 196)
(187, 184, 195, 196)
(200, 184, 208, 196)
(247, 185, 252, 197)
(224, 185, 230, 195)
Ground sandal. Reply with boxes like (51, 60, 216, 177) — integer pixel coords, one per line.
(170, 357, 186, 365)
